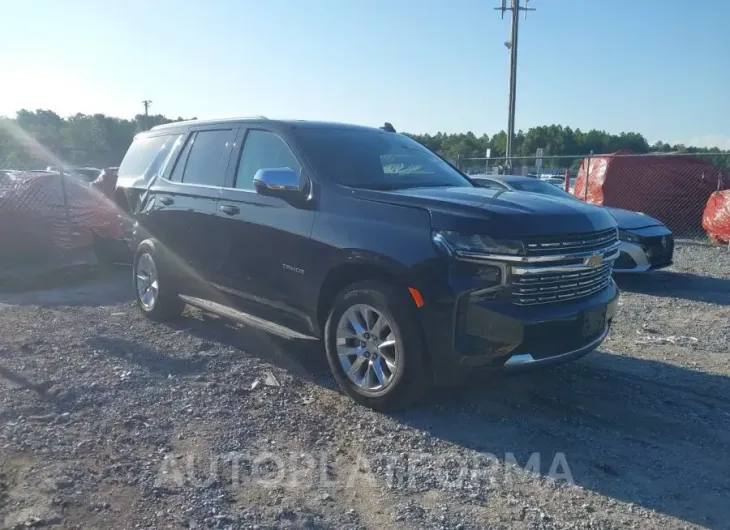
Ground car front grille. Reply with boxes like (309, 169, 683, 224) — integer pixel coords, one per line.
(524, 228, 618, 256)
(511, 262, 613, 306)
(510, 228, 619, 306)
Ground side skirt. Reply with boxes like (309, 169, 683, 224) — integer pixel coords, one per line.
(179, 295, 317, 341)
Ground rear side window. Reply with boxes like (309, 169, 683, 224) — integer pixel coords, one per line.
(169, 135, 194, 182)
(118, 134, 180, 179)
(181, 129, 233, 187)
(235, 130, 301, 190)
(476, 179, 507, 190)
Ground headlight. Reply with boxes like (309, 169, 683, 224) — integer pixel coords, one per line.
(433, 230, 525, 256)
(618, 229, 641, 244)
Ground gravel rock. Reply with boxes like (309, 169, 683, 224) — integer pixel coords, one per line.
(0, 244, 728, 529)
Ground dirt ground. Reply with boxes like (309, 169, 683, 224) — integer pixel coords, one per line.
(0, 242, 728, 530)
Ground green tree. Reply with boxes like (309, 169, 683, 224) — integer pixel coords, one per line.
(1, 109, 727, 172)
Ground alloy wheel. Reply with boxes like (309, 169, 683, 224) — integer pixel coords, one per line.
(136, 253, 159, 310)
(335, 304, 399, 391)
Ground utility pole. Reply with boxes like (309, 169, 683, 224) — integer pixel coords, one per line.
(142, 100, 152, 130)
(495, 0, 535, 168)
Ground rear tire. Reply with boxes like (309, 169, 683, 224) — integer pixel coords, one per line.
(324, 280, 430, 411)
(133, 239, 185, 321)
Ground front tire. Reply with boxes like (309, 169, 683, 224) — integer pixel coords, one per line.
(133, 239, 185, 321)
(324, 280, 430, 411)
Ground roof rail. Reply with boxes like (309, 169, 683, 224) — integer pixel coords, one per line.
(151, 115, 269, 131)
(201, 115, 268, 121)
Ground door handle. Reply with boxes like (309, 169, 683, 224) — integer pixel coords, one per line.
(159, 196, 174, 206)
(219, 204, 240, 216)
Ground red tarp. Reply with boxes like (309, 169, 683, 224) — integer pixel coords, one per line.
(572, 149, 727, 234)
(0, 171, 121, 264)
(703, 190, 730, 243)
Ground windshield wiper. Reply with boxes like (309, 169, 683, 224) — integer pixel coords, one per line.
(355, 184, 405, 191)
(355, 183, 459, 191)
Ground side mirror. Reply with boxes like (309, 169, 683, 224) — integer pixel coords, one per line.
(253, 168, 305, 198)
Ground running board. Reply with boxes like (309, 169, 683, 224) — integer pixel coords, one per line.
(178, 295, 315, 340)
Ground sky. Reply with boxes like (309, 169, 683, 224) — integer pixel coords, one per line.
(1, 0, 729, 148)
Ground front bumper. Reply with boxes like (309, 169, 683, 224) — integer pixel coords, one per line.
(613, 228, 674, 273)
(421, 278, 620, 386)
(502, 325, 609, 371)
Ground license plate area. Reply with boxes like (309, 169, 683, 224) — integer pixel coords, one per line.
(582, 307, 607, 339)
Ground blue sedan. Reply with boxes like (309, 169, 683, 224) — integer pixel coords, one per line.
(471, 174, 674, 273)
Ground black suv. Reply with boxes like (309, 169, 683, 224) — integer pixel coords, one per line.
(116, 118, 620, 410)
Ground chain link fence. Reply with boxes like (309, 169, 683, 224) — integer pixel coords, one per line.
(1, 147, 123, 272)
(3, 143, 730, 269)
(454, 155, 575, 180)
(456, 152, 730, 246)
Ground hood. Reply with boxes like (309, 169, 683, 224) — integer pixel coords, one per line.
(603, 207, 663, 230)
(352, 186, 617, 238)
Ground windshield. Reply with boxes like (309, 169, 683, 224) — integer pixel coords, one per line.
(295, 128, 472, 190)
(510, 179, 575, 199)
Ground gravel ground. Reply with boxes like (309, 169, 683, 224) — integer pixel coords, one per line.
(1, 242, 729, 530)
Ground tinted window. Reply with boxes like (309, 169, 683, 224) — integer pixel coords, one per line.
(118, 134, 180, 179)
(235, 130, 301, 190)
(475, 179, 507, 190)
(295, 128, 471, 190)
(510, 179, 575, 199)
(181, 129, 233, 186)
(169, 135, 194, 182)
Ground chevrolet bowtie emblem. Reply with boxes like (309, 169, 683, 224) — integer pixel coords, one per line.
(584, 253, 602, 268)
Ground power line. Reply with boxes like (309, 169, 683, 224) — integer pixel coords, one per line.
(495, 0, 535, 168)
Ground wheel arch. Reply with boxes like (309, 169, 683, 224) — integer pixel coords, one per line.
(315, 258, 427, 352)
(317, 263, 396, 333)
(318, 259, 434, 409)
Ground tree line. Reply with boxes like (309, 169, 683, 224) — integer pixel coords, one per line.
(1, 109, 727, 171)
(0, 110, 189, 170)
(407, 126, 730, 171)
